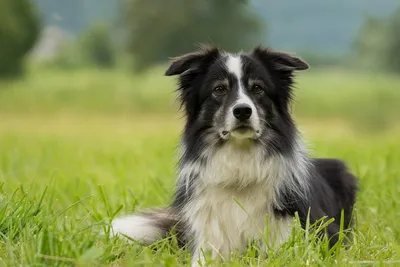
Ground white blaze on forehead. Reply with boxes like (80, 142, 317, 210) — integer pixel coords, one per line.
(224, 54, 261, 134)
(225, 55, 256, 109)
(226, 54, 243, 81)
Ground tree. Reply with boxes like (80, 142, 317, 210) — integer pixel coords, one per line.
(80, 25, 116, 68)
(0, 0, 40, 77)
(354, 6, 400, 73)
(122, 0, 264, 71)
(353, 17, 389, 69)
(385, 8, 400, 72)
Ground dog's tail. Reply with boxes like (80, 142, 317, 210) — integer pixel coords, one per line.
(110, 207, 181, 245)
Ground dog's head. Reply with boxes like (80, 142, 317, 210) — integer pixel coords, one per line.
(166, 45, 308, 150)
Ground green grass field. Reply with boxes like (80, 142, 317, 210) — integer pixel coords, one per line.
(0, 68, 399, 266)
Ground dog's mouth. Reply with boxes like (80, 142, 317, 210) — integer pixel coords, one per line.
(221, 125, 260, 140)
(232, 125, 254, 133)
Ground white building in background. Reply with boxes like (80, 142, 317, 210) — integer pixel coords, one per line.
(30, 25, 74, 62)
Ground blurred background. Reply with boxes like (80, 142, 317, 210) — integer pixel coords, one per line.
(1, 0, 400, 136)
(1, 2, 400, 265)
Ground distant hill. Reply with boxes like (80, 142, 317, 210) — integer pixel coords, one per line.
(253, 0, 399, 55)
(33, 0, 399, 55)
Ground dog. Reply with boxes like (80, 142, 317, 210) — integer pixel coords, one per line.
(110, 45, 358, 266)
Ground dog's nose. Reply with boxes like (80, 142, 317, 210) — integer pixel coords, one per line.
(233, 104, 252, 121)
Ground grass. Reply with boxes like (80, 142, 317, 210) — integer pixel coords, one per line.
(0, 67, 400, 266)
(1, 67, 400, 130)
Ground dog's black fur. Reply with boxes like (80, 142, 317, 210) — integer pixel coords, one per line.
(111, 45, 358, 265)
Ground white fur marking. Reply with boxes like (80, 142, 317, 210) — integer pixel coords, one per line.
(110, 215, 162, 245)
(183, 135, 311, 264)
(225, 54, 261, 134)
(226, 55, 242, 80)
(179, 161, 202, 197)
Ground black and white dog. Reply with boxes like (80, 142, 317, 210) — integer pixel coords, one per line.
(110, 46, 358, 266)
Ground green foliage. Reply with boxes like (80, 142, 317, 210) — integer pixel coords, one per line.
(353, 17, 390, 69)
(1, 68, 400, 131)
(39, 25, 116, 70)
(122, 0, 264, 71)
(385, 8, 400, 72)
(34, 0, 400, 57)
(354, 7, 400, 73)
(0, 115, 400, 265)
(0, 0, 40, 78)
(0, 60, 400, 265)
(43, 43, 84, 70)
(79, 25, 116, 68)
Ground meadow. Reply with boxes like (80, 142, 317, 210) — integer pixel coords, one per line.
(0, 67, 399, 266)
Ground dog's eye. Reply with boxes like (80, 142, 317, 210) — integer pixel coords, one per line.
(213, 85, 227, 96)
(251, 84, 264, 95)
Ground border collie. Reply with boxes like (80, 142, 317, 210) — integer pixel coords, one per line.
(110, 46, 358, 266)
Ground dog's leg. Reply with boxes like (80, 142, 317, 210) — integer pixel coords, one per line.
(191, 239, 230, 267)
(191, 247, 207, 267)
(191, 239, 211, 267)
(257, 216, 293, 259)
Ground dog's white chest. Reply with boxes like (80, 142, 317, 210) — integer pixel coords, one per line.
(185, 185, 293, 258)
(181, 143, 300, 264)
(182, 144, 294, 257)
(188, 185, 268, 250)
(200, 143, 271, 187)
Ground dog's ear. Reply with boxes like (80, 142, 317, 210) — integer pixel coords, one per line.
(252, 46, 309, 72)
(165, 45, 219, 76)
